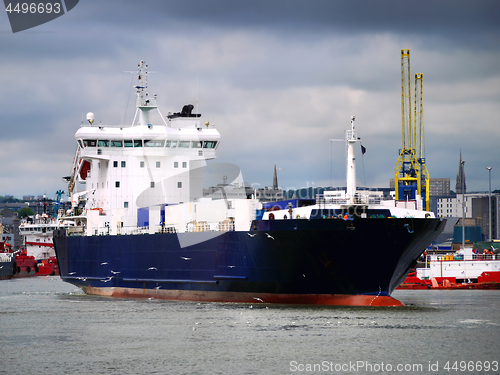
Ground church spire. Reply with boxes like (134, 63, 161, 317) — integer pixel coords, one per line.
(456, 151, 466, 194)
(273, 165, 278, 190)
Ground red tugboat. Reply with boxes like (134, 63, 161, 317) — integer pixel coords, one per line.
(13, 248, 38, 278)
(19, 193, 74, 276)
(398, 244, 500, 290)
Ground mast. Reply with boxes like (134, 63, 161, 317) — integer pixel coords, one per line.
(346, 115, 359, 204)
(134, 60, 157, 126)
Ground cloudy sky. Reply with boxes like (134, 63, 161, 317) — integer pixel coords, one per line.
(1, 0, 499, 200)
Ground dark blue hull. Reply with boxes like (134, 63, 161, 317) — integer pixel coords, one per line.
(54, 217, 445, 306)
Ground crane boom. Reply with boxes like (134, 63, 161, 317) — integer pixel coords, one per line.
(394, 50, 430, 211)
(394, 49, 419, 203)
(414, 73, 430, 211)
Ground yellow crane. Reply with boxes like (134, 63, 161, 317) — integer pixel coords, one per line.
(394, 50, 430, 211)
(414, 73, 430, 211)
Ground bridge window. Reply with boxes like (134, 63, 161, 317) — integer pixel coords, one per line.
(124, 140, 133, 147)
(110, 140, 123, 147)
(203, 141, 218, 149)
(178, 141, 190, 148)
(192, 141, 202, 148)
(133, 140, 143, 147)
(98, 140, 109, 147)
(83, 139, 97, 147)
(144, 140, 164, 147)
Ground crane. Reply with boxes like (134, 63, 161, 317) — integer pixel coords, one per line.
(414, 73, 430, 211)
(394, 50, 430, 210)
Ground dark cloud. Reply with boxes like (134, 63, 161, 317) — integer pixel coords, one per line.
(0, 0, 499, 196)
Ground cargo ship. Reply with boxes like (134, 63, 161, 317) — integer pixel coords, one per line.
(54, 61, 445, 306)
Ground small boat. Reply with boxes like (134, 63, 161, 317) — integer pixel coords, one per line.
(19, 214, 74, 276)
(398, 245, 500, 289)
(13, 250, 37, 278)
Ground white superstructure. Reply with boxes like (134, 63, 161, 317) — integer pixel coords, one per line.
(64, 61, 226, 236)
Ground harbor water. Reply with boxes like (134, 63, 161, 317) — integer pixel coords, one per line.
(1, 277, 499, 375)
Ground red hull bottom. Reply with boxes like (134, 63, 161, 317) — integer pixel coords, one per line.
(80, 286, 404, 307)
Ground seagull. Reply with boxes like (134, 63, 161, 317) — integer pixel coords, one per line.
(68, 272, 76, 275)
(265, 233, 275, 240)
(148, 267, 157, 270)
(110, 270, 120, 274)
(155, 286, 161, 290)
(247, 233, 256, 237)
(100, 262, 108, 265)
(101, 276, 113, 282)
(180, 257, 191, 261)
(228, 265, 235, 268)
(253, 297, 264, 302)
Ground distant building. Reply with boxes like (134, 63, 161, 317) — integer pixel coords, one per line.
(389, 178, 450, 197)
(472, 195, 499, 241)
(436, 193, 499, 240)
(428, 178, 450, 197)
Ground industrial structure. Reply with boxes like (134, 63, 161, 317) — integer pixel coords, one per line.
(394, 50, 430, 211)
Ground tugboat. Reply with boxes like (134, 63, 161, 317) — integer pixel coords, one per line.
(54, 61, 445, 306)
(19, 193, 73, 276)
(399, 245, 500, 289)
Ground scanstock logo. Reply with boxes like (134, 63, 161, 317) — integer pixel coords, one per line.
(4, 0, 79, 33)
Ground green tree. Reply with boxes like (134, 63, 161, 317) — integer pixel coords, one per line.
(17, 207, 34, 218)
